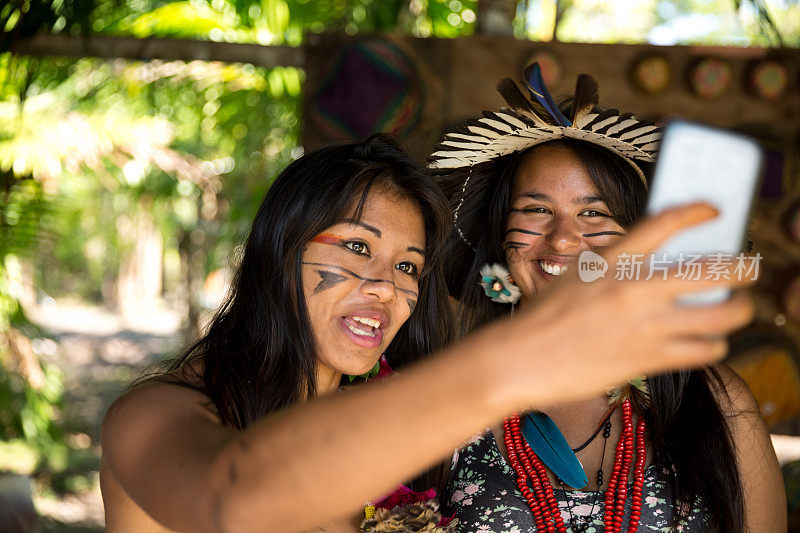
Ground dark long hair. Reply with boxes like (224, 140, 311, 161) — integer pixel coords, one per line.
(144, 134, 454, 442)
(435, 138, 745, 532)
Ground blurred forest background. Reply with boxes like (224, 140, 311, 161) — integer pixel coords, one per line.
(0, 0, 799, 531)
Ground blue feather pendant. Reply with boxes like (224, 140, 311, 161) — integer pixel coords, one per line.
(522, 63, 572, 127)
(522, 412, 588, 489)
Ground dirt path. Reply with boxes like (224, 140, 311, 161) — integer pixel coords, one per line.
(26, 300, 183, 532)
(22, 300, 800, 531)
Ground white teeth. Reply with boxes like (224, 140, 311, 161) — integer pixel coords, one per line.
(539, 260, 568, 276)
(352, 316, 381, 328)
(346, 322, 376, 337)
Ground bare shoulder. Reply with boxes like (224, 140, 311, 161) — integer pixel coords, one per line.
(709, 364, 786, 531)
(103, 377, 217, 441)
(706, 363, 761, 418)
(101, 373, 230, 482)
(100, 373, 236, 532)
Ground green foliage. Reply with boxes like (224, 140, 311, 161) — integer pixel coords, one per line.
(0, 267, 68, 474)
(0, 154, 68, 475)
(1, 0, 97, 47)
(520, 0, 799, 46)
(0, 364, 68, 471)
(95, 0, 477, 42)
(0, 176, 52, 258)
(124, 1, 232, 38)
(0, 44, 305, 298)
(649, 0, 785, 46)
(0, 2, 478, 495)
(0, 2, 478, 492)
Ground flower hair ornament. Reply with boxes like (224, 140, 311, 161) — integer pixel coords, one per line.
(346, 354, 394, 383)
(479, 263, 521, 304)
(607, 375, 652, 411)
(429, 62, 661, 250)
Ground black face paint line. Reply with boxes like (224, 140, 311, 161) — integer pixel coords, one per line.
(313, 269, 348, 294)
(582, 231, 624, 238)
(301, 262, 419, 298)
(505, 228, 544, 237)
(406, 298, 417, 313)
(503, 240, 530, 251)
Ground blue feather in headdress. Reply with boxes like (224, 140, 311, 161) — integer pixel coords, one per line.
(522, 63, 572, 127)
(522, 411, 588, 489)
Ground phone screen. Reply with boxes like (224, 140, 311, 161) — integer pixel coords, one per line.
(646, 120, 763, 305)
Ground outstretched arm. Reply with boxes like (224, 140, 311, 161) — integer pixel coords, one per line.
(102, 204, 756, 533)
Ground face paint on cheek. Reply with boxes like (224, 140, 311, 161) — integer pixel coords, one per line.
(306, 234, 350, 294)
(302, 261, 419, 298)
(503, 241, 531, 252)
(582, 231, 624, 238)
(503, 227, 540, 255)
(406, 298, 417, 313)
(312, 269, 348, 294)
(505, 228, 543, 238)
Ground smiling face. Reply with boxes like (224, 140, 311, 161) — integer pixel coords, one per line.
(504, 143, 627, 300)
(301, 186, 425, 391)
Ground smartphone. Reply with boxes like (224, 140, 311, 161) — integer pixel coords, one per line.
(645, 119, 763, 305)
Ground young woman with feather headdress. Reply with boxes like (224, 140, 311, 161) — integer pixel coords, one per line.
(431, 64, 785, 532)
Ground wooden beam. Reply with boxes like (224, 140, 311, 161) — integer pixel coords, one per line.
(6, 32, 304, 68)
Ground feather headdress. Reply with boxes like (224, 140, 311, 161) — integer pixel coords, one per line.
(428, 62, 661, 189)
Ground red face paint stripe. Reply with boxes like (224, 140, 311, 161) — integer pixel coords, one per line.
(311, 234, 343, 245)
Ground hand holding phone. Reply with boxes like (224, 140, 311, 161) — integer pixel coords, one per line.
(645, 120, 763, 305)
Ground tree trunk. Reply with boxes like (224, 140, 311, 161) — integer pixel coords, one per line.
(178, 230, 203, 341)
(476, 0, 517, 35)
(117, 203, 163, 316)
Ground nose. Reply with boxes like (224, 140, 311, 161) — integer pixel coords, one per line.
(544, 216, 581, 252)
(360, 261, 397, 302)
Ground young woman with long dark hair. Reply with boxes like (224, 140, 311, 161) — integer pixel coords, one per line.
(432, 66, 785, 532)
(101, 133, 756, 532)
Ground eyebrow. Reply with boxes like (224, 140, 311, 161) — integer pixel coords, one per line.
(341, 218, 424, 256)
(513, 192, 607, 206)
(576, 195, 606, 205)
(341, 218, 381, 238)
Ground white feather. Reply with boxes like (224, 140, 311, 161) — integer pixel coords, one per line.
(447, 132, 490, 143)
(630, 132, 661, 145)
(588, 115, 618, 132)
(442, 140, 492, 150)
(606, 118, 639, 135)
(638, 141, 660, 152)
(467, 125, 501, 139)
(479, 117, 515, 133)
(495, 112, 528, 129)
(428, 157, 470, 169)
(574, 112, 599, 129)
(619, 125, 658, 141)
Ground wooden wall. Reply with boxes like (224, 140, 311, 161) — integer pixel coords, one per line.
(303, 35, 800, 427)
(303, 33, 799, 173)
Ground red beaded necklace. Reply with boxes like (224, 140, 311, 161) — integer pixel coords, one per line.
(503, 399, 646, 533)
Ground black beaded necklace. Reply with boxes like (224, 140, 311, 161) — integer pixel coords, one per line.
(557, 415, 614, 532)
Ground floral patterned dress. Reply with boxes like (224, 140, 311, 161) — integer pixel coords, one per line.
(444, 431, 708, 532)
